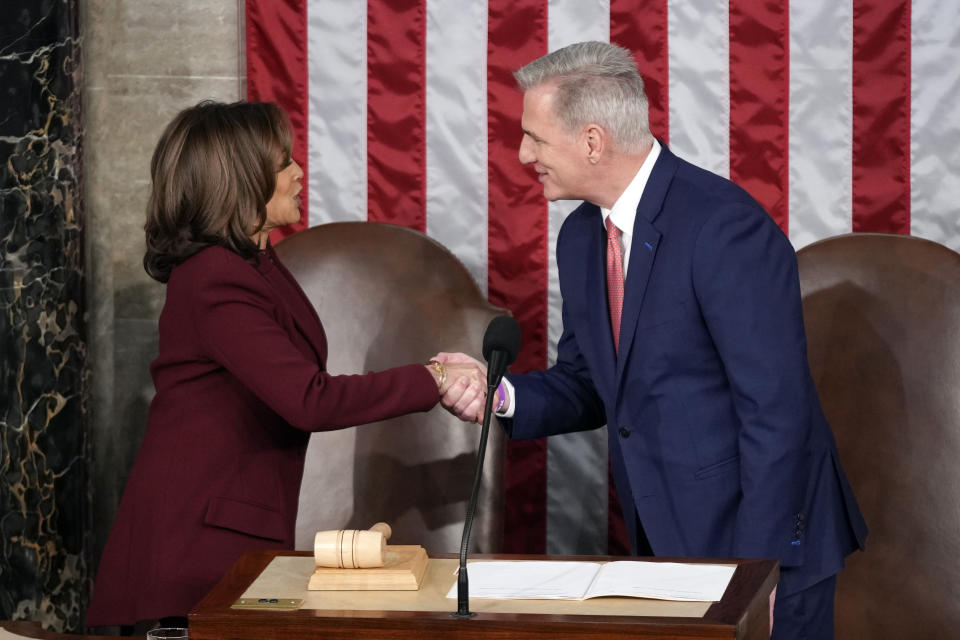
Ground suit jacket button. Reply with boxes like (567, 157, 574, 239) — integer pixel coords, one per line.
(619, 427, 631, 438)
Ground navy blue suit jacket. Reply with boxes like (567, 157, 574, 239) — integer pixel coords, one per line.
(504, 143, 867, 595)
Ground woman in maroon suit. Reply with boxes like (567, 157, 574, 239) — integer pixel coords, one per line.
(86, 101, 483, 628)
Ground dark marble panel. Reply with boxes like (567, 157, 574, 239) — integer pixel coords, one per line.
(0, 0, 89, 632)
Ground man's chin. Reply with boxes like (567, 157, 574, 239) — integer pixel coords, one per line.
(543, 191, 574, 203)
(541, 187, 562, 202)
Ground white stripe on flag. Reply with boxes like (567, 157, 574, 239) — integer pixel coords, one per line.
(668, 0, 730, 178)
(306, 0, 367, 224)
(546, 0, 611, 366)
(425, 0, 489, 290)
(544, 0, 610, 556)
(788, 0, 853, 248)
(911, 0, 960, 253)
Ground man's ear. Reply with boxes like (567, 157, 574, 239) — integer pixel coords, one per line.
(584, 124, 605, 164)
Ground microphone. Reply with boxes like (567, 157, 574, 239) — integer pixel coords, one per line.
(482, 315, 523, 388)
(454, 315, 522, 618)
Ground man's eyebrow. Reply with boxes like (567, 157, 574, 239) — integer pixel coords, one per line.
(522, 128, 543, 142)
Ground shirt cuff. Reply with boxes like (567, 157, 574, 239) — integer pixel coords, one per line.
(496, 377, 516, 418)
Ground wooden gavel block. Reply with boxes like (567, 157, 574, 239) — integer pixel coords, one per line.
(308, 521, 428, 590)
(314, 522, 392, 569)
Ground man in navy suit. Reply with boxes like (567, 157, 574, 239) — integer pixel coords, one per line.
(440, 41, 867, 639)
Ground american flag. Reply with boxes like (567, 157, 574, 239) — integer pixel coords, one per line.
(245, 0, 960, 555)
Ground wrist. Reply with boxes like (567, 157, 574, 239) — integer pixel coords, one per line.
(426, 359, 446, 391)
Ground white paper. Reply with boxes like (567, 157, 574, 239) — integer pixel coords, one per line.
(445, 560, 735, 602)
(447, 561, 602, 599)
(584, 561, 735, 601)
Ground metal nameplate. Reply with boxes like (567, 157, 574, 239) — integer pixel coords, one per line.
(231, 597, 304, 611)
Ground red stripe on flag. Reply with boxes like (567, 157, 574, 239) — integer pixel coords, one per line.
(488, 0, 549, 554)
(367, 0, 427, 231)
(852, 0, 911, 234)
(245, 0, 310, 241)
(609, 0, 669, 556)
(729, 0, 790, 233)
(611, 0, 669, 145)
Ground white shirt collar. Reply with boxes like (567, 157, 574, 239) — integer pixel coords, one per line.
(600, 139, 661, 238)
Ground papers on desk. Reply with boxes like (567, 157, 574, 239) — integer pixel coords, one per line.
(445, 560, 735, 602)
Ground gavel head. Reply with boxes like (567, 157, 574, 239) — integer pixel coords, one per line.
(314, 522, 392, 569)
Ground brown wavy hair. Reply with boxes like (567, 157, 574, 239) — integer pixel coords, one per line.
(143, 101, 293, 282)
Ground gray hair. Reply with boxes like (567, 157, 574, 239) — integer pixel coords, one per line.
(514, 41, 653, 155)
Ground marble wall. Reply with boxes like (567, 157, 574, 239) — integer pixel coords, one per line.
(0, 0, 88, 631)
(81, 0, 243, 627)
(1, 0, 243, 632)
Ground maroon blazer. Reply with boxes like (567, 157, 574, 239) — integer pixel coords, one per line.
(86, 245, 439, 626)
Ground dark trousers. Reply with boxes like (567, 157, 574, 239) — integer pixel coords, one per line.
(631, 514, 654, 556)
(771, 574, 837, 640)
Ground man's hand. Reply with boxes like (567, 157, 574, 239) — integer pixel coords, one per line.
(434, 352, 488, 423)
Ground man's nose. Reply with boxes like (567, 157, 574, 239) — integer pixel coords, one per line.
(518, 135, 534, 165)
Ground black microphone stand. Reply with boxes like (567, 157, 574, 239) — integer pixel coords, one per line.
(452, 371, 501, 618)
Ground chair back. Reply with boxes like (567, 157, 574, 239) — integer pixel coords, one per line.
(275, 222, 506, 554)
(797, 232, 960, 638)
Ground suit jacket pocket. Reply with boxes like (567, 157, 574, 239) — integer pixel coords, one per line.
(204, 496, 287, 541)
(694, 454, 739, 480)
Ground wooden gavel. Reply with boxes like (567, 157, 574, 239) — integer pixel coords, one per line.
(314, 522, 392, 569)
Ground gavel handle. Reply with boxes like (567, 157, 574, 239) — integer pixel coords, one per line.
(369, 522, 392, 541)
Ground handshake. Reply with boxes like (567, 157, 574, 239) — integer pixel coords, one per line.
(425, 352, 508, 424)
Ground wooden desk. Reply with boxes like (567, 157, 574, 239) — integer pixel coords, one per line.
(190, 551, 778, 639)
(0, 621, 115, 640)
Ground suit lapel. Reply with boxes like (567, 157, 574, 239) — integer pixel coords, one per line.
(616, 144, 678, 379)
(265, 249, 330, 364)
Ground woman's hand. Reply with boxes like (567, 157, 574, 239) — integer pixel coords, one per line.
(430, 352, 489, 423)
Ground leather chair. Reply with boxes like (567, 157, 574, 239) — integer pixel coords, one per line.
(797, 232, 960, 638)
(275, 222, 506, 555)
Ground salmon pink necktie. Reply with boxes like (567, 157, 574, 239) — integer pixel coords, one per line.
(605, 217, 624, 353)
